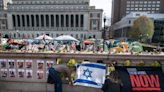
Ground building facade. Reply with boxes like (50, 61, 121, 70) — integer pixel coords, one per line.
(2, 0, 103, 39)
(112, 12, 164, 42)
(0, 11, 7, 32)
(111, 0, 164, 25)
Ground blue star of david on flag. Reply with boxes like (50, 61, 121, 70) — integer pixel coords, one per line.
(83, 68, 92, 79)
(74, 63, 106, 88)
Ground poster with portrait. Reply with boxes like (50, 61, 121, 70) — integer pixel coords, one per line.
(9, 69, 16, 78)
(0, 59, 7, 68)
(8, 59, 15, 68)
(46, 61, 54, 69)
(17, 60, 24, 69)
(25, 60, 32, 69)
(37, 60, 44, 70)
(37, 71, 44, 79)
(26, 70, 32, 78)
(18, 69, 24, 78)
(1, 69, 8, 77)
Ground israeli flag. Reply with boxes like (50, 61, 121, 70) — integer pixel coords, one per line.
(74, 63, 106, 88)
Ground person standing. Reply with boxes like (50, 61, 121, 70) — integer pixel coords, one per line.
(47, 64, 73, 92)
(101, 71, 122, 92)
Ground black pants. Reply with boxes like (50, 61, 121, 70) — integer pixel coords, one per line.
(48, 68, 62, 92)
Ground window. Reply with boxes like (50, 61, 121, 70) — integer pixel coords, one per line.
(144, 1, 147, 4)
(139, 5, 143, 7)
(139, 1, 143, 4)
(156, 8, 159, 10)
(139, 8, 142, 10)
(143, 8, 147, 10)
(148, 5, 151, 7)
(153, 1, 156, 4)
(135, 8, 138, 10)
(127, 1, 130, 4)
(66, 15, 69, 27)
(51, 15, 54, 27)
(126, 11, 130, 14)
(156, 4, 160, 7)
(157, 1, 160, 4)
(131, 1, 134, 4)
(56, 15, 59, 27)
(92, 20, 97, 25)
(75, 15, 79, 27)
(131, 4, 134, 7)
(71, 15, 74, 27)
(148, 1, 152, 4)
(46, 15, 49, 27)
(152, 5, 156, 7)
(131, 8, 134, 10)
(143, 5, 147, 7)
(41, 15, 44, 27)
(127, 4, 130, 7)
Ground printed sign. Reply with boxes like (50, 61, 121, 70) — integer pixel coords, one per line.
(115, 66, 164, 92)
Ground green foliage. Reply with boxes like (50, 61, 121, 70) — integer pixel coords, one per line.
(130, 16, 154, 42)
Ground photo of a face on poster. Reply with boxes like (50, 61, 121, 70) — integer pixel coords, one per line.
(37, 71, 44, 79)
(25, 60, 32, 69)
(0, 59, 7, 68)
(9, 69, 16, 78)
(26, 70, 32, 78)
(18, 69, 24, 78)
(17, 60, 24, 69)
(46, 61, 54, 69)
(1, 69, 8, 77)
(37, 60, 44, 70)
(8, 60, 15, 68)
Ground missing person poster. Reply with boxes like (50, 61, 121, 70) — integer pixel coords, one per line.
(17, 60, 24, 69)
(1, 69, 8, 77)
(37, 60, 44, 70)
(18, 69, 24, 78)
(37, 71, 44, 79)
(25, 60, 32, 69)
(9, 69, 16, 78)
(26, 70, 32, 78)
(8, 59, 15, 68)
(0, 59, 7, 68)
(46, 61, 54, 69)
(115, 66, 164, 92)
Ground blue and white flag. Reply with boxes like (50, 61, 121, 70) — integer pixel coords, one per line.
(74, 63, 106, 88)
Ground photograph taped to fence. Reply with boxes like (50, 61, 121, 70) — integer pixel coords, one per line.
(18, 69, 25, 78)
(25, 60, 32, 69)
(1, 69, 8, 77)
(37, 60, 44, 70)
(0, 59, 7, 68)
(17, 60, 24, 69)
(8, 59, 15, 69)
(9, 69, 16, 78)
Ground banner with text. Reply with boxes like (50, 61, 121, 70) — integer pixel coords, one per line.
(115, 66, 164, 92)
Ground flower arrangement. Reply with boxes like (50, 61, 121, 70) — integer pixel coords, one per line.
(124, 60, 132, 66)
